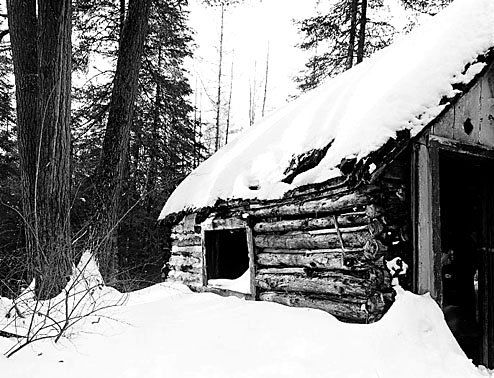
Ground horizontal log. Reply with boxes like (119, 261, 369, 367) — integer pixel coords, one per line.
(259, 247, 368, 270)
(261, 247, 364, 255)
(257, 267, 305, 275)
(171, 231, 201, 241)
(303, 225, 367, 235)
(254, 212, 368, 233)
(256, 252, 343, 269)
(256, 272, 369, 297)
(169, 255, 202, 270)
(210, 217, 247, 230)
(259, 291, 368, 322)
(250, 193, 370, 218)
(256, 267, 374, 281)
(171, 245, 203, 256)
(254, 230, 370, 250)
(167, 269, 203, 285)
(171, 235, 202, 247)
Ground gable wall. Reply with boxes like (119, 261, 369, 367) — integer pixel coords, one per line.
(432, 63, 494, 145)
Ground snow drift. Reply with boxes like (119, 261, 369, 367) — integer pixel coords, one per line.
(0, 262, 491, 377)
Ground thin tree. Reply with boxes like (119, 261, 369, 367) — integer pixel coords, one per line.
(346, 0, 358, 70)
(262, 42, 270, 118)
(225, 57, 234, 145)
(249, 61, 257, 126)
(214, 4, 225, 152)
(357, 0, 367, 64)
(7, 0, 72, 298)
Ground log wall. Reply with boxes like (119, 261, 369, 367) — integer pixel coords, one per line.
(167, 214, 204, 287)
(251, 154, 411, 323)
(165, 154, 412, 324)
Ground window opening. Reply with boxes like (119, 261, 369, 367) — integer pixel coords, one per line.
(205, 229, 251, 294)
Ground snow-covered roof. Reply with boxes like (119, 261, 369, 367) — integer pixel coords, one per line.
(160, 0, 494, 220)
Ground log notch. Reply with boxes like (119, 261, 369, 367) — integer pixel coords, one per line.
(166, 214, 203, 286)
(369, 152, 413, 290)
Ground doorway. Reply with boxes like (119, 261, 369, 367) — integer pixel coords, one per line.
(439, 151, 494, 366)
(204, 229, 252, 294)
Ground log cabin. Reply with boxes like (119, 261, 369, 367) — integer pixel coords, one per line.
(159, 0, 494, 367)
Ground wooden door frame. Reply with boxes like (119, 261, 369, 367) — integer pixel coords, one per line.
(412, 134, 494, 302)
(412, 134, 494, 366)
(411, 136, 442, 303)
(201, 216, 256, 299)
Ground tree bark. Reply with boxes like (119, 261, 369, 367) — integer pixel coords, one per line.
(94, 0, 151, 281)
(262, 42, 269, 117)
(346, 0, 358, 70)
(225, 57, 233, 145)
(214, 4, 224, 152)
(7, 0, 73, 298)
(356, 0, 367, 64)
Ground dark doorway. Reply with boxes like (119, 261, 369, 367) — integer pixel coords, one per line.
(205, 229, 250, 281)
(440, 151, 494, 366)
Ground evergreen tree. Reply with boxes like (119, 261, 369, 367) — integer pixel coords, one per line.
(71, 0, 197, 286)
(295, 0, 452, 92)
(118, 0, 198, 285)
(295, 0, 396, 92)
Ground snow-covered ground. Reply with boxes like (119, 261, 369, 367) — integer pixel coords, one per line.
(0, 254, 491, 377)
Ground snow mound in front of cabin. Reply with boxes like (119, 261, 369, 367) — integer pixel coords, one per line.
(0, 278, 492, 378)
(159, 0, 494, 219)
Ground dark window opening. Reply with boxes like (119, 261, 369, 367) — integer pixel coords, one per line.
(205, 229, 250, 281)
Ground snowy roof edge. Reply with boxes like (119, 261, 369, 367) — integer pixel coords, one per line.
(159, 50, 494, 225)
(159, 0, 494, 221)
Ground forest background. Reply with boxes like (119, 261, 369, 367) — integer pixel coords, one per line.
(0, 0, 451, 299)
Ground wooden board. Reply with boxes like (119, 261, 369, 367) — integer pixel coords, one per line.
(411, 141, 441, 300)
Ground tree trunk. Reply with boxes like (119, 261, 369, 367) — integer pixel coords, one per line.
(7, 0, 73, 298)
(94, 0, 151, 282)
(356, 0, 367, 64)
(262, 42, 269, 117)
(146, 39, 163, 214)
(346, 0, 358, 70)
(225, 57, 233, 145)
(214, 4, 224, 152)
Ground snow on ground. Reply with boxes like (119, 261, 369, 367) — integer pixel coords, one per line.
(208, 269, 251, 294)
(159, 0, 494, 219)
(0, 255, 491, 377)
